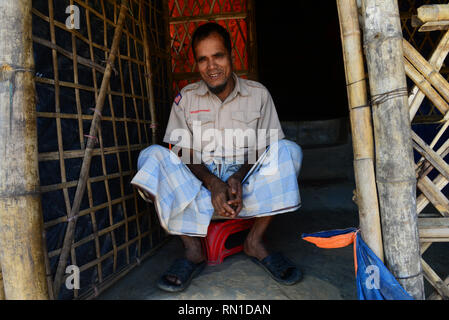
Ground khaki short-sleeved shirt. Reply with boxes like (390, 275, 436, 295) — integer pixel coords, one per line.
(163, 73, 285, 164)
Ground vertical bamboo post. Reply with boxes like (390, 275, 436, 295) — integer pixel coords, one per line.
(336, 0, 384, 261)
(0, 0, 49, 299)
(0, 266, 5, 300)
(52, 0, 128, 298)
(361, 0, 424, 299)
(140, 2, 158, 145)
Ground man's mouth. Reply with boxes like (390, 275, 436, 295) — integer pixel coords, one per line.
(208, 72, 223, 81)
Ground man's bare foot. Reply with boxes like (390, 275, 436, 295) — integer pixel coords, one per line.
(243, 234, 269, 261)
(165, 236, 206, 285)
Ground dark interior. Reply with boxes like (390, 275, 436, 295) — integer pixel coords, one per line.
(255, 1, 348, 121)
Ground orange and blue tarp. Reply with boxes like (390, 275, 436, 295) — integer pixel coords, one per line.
(301, 228, 413, 300)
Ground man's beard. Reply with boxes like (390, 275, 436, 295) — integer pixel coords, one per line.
(207, 79, 229, 95)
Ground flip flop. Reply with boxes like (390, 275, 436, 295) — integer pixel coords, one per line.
(251, 252, 302, 285)
(157, 258, 206, 292)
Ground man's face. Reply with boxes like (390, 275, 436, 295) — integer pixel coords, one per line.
(194, 33, 233, 94)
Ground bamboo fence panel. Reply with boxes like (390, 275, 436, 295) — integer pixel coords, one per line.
(168, 0, 256, 92)
(32, 0, 171, 299)
(400, 1, 449, 300)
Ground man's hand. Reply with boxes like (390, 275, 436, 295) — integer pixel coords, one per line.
(209, 178, 237, 218)
(226, 175, 243, 217)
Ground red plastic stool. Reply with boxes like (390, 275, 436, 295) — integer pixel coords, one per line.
(201, 218, 255, 266)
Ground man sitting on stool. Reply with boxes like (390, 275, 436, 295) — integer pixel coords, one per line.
(132, 22, 303, 292)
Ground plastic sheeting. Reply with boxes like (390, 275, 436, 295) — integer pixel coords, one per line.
(302, 228, 413, 300)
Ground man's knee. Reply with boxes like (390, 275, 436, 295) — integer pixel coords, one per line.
(276, 139, 303, 163)
(137, 144, 170, 169)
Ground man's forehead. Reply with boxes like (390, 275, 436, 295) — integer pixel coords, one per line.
(194, 33, 229, 54)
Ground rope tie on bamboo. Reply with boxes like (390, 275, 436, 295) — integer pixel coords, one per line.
(93, 284, 99, 297)
(371, 87, 409, 105)
(149, 123, 158, 129)
(84, 134, 99, 144)
(0, 63, 35, 133)
(67, 214, 79, 222)
(89, 107, 103, 119)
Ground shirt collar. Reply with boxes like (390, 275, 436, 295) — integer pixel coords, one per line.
(195, 73, 250, 97)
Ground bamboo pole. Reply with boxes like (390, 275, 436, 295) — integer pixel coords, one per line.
(0, 266, 4, 300)
(0, 0, 49, 299)
(140, 2, 158, 145)
(336, 0, 383, 261)
(52, 0, 128, 298)
(417, 5, 449, 23)
(361, 0, 425, 300)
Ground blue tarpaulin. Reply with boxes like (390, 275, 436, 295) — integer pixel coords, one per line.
(302, 228, 413, 300)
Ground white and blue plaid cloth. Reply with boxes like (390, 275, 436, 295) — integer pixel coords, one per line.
(131, 139, 303, 237)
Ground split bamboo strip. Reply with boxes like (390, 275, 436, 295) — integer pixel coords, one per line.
(404, 59, 449, 115)
(169, 12, 247, 24)
(429, 276, 449, 300)
(417, 5, 449, 23)
(336, 0, 383, 261)
(141, 3, 158, 145)
(361, 0, 424, 300)
(0, 0, 48, 299)
(409, 31, 449, 114)
(417, 174, 449, 214)
(52, 0, 128, 298)
(418, 21, 449, 33)
(421, 258, 449, 299)
(417, 176, 449, 217)
(403, 39, 449, 106)
(412, 132, 449, 182)
(0, 267, 4, 300)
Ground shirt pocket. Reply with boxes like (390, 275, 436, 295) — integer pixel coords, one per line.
(231, 111, 260, 130)
(231, 111, 260, 150)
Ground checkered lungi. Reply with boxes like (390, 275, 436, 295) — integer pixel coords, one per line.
(131, 139, 303, 237)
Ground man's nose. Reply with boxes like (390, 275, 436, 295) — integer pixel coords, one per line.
(207, 59, 218, 70)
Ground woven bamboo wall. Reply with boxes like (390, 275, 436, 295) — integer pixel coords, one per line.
(399, 0, 449, 299)
(401, 0, 449, 123)
(31, 0, 171, 299)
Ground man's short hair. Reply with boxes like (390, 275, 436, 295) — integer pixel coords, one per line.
(191, 22, 232, 60)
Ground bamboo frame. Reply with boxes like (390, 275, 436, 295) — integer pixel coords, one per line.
(336, 0, 383, 261)
(362, 0, 425, 300)
(0, 0, 48, 299)
(52, 0, 129, 297)
(0, 0, 442, 301)
(28, 0, 171, 300)
(400, 0, 449, 300)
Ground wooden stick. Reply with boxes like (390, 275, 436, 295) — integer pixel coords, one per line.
(429, 276, 449, 300)
(404, 59, 449, 115)
(361, 0, 425, 300)
(140, 1, 158, 145)
(421, 258, 449, 299)
(52, 0, 128, 298)
(0, 0, 49, 299)
(0, 266, 4, 300)
(336, 0, 383, 261)
(418, 5, 449, 23)
(403, 39, 449, 106)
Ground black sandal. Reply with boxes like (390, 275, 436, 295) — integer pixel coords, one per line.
(157, 258, 206, 292)
(251, 252, 302, 285)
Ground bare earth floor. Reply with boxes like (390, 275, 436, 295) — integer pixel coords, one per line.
(97, 177, 449, 300)
(98, 179, 360, 300)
